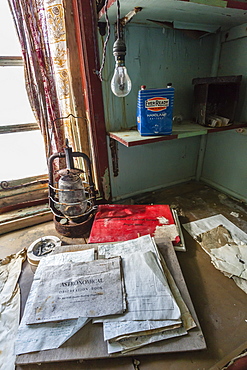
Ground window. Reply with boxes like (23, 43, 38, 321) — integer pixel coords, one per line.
(0, 1, 50, 231)
(0, 0, 47, 181)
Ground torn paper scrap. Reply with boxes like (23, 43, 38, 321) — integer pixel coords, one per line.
(154, 224, 179, 243)
(195, 225, 247, 281)
(15, 249, 95, 355)
(183, 214, 247, 245)
(15, 315, 90, 355)
(103, 319, 182, 342)
(0, 249, 26, 370)
(210, 244, 247, 280)
(107, 326, 187, 354)
(232, 276, 247, 294)
(184, 217, 247, 294)
(199, 224, 236, 256)
(27, 256, 125, 324)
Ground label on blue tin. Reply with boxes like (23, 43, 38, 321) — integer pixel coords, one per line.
(137, 88, 174, 136)
(145, 97, 169, 110)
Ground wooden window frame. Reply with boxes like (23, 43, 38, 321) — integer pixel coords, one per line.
(0, 56, 51, 234)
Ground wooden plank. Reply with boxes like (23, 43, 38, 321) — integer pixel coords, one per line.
(0, 56, 23, 66)
(0, 175, 48, 196)
(0, 123, 39, 134)
(16, 237, 206, 365)
(0, 211, 52, 236)
(0, 190, 48, 209)
(108, 122, 207, 147)
(0, 204, 50, 224)
(108, 122, 247, 147)
(109, 130, 178, 147)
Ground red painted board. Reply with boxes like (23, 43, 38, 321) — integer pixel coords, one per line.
(88, 204, 180, 244)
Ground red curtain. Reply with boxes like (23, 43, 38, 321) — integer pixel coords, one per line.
(7, 0, 66, 158)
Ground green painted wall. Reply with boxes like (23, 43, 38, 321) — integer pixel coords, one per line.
(99, 24, 216, 200)
(108, 136, 201, 200)
(201, 23, 247, 202)
(100, 24, 216, 132)
(201, 131, 247, 201)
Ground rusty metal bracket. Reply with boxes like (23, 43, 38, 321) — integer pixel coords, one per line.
(0, 179, 48, 191)
(120, 7, 142, 27)
(109, 138, 119, 177)
(115, 7, 142, 38)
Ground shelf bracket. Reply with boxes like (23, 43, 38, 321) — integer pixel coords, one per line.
(115, 7, 142, 38)
(109, 138, 119, 177)
(120, 7, 142, 27)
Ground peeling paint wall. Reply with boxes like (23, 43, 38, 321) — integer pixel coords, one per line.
(201, 23, 247, 203)
(100, 24, 216, 200)
(101, 167, 111, 201)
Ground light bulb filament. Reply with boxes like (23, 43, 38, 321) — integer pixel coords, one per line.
(111, 65, 132, 97)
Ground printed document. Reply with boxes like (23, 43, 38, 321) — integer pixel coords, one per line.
(27, 256, 125, 324)
(96, 235, 196, 353)
(15, 249, 95, 355)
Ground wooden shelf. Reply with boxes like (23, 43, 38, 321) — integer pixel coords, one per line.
(108, 121, 247, 147)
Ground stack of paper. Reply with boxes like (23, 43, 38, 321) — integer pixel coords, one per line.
(15, 235, 196, 356)
(95, 234, 196, 354)
(15, 249, 126, 355)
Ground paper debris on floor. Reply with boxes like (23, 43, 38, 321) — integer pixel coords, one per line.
(95, 234, 196, 353)
(211, 243, 247, 279)
(183, 215, 247, 293)
(183, 214, 247, 244)
(15, 249, 95, 355)
(0, 248, 26, 370)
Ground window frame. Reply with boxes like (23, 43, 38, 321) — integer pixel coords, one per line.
(0, 56, 50, 232)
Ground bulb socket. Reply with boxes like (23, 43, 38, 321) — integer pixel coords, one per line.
(113, 38, 126, 57)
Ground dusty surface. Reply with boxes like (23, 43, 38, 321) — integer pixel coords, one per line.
(1, 181, 246, 370)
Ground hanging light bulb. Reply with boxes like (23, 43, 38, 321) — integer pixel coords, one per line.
(111, 38, 132, 97)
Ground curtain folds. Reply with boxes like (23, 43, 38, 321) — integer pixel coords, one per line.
(7, 0, 80, 161)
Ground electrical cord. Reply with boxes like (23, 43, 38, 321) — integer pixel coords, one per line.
(116, 0, 120, 39)
(98, 0, 110, 81)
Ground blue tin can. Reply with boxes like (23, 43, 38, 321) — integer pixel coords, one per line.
(137, 86, 174, 136)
